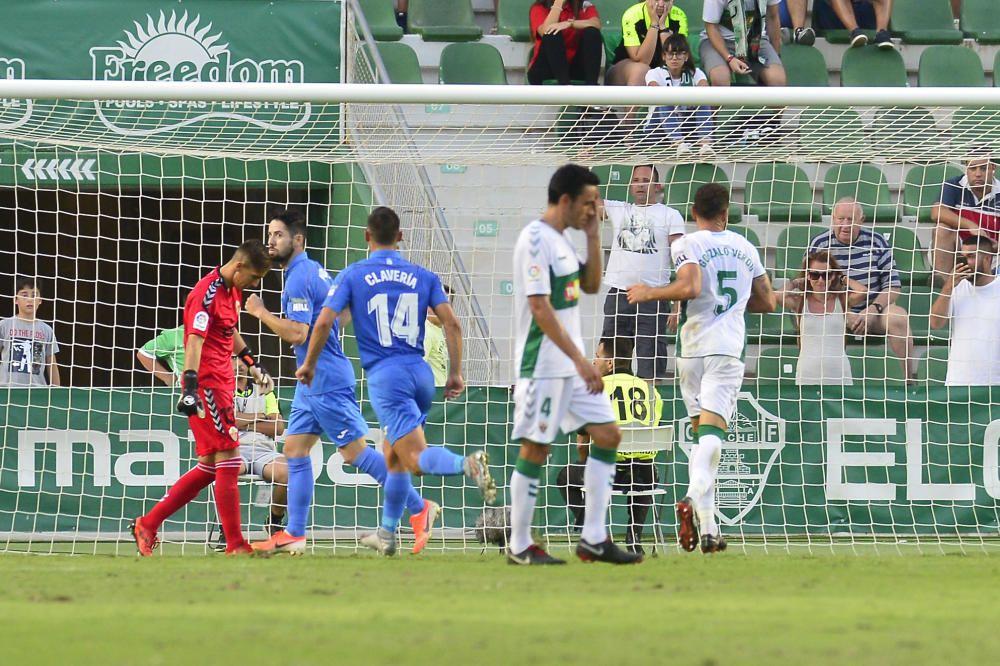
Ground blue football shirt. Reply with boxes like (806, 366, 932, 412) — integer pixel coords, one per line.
(324, 249, 448, 371)
(282, 251, 356, 394)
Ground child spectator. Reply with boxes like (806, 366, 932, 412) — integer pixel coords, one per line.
(644, 33, 713, 157)
(0, 277, 60, 386)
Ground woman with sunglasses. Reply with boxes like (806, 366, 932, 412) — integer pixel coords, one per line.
(777, 250, 867, 386)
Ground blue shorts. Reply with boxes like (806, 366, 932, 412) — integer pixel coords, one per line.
(368, 356, 435, 444)
(286, 385, 369, 447)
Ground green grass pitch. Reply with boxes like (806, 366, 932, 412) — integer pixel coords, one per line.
(3, 546, 999, 665)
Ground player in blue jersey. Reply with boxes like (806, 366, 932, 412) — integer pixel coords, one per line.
(245, 209, 439, 555)
(297, 206, 496, 556)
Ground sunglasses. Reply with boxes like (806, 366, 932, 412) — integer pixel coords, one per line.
(807, 270, 833, 280)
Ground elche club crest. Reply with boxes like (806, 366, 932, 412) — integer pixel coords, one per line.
(677, 392, 785, 526)
(89, 10, 311, 135)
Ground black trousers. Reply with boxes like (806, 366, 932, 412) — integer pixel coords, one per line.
(556, 459, 658, 546)
(602, 288, 671, 381)
(527, 27, 603, 86)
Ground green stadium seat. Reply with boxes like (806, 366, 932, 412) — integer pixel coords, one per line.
(781, 44, 829, 87)
(903, 164, 962, 223)
(962, 0, 1000, 44)
(439, 43, 508, 85)
(873, 226, 931, 287)
(662, 163, 740, 222)
(996, 52, 1000, 86)
(890, 0, 963, 44)
(869, 107, 948, 161)
(744, 163, 821, 224)
(496, 0, 534, 42)
(823, 29, 876, 44)
(847, 345, 908, 385)
(918, 46, 985, 86)
(898, 286, 950, 345)
(840, 46, 907, 87)
(747, 311, 797, 345)
(408, 0, 482, 41)
(727, 224, 762, 247)
(918, 347, 950, 384)
(951, 106, 1000, 152)
(591, 164, 634, 202)
(756, 346, 799, 384)
(774, 224, 827, 281)
(798, 107, 867, 157)
(373, 42, 423, 84)
(683, 0, 706, 36)
(359, 0, 404, 41)
(822, 163, 898, 224)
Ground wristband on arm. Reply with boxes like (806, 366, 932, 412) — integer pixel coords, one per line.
(236, 347, 258, 368)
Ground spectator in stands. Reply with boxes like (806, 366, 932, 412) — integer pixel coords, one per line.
(0, 277, 60, 386)
(814, 0, 894, 49)
(557, 337, 663, 554)
(931, 153, 1000, 282)
(930, 235, 1000, 386)
(136, 324, 184, 386)
(424, 283, 454, 387)
(808, 197, 915, 380)
(701, 0, 786, 87)
(602, 164, 685, 382)
(527, 0, 603, 86)
(784, 0, 816, 44)
(777, 250, 868, 386)
(606, 0, 689, 86)
(644, 33, 713, 157)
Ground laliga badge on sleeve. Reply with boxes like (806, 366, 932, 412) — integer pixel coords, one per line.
(193, 311, 210, 332)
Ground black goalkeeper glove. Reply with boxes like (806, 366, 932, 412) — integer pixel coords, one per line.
(176, 370, 204, 417)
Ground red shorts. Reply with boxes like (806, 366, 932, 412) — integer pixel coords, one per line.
(189, 386, 239, 457)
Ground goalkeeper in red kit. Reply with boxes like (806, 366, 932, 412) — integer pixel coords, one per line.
(130, 239, 273, 556)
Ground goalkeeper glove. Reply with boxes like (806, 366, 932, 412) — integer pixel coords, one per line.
(237, 347, 274, 394)
(177, 370, 204, 417)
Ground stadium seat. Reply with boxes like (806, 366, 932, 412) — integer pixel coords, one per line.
(774, 224, 827, 281)
(756, 346, 799, 384)
(683, 0, 706, 36)
(899, 286, 950, 345)
(496, 0, 534, 42)
(917, 347, 950, 384)
(903, 164, 962, 223)
(847, 345, 908, 385)
(439, 43, 508, 85)
(408, 0, 483, 41)
(840, 47, 907, 87)
(873, 226, 931, 287)
(869, 107, 948, 161)
(951, 106, 1000, 152)
(727, 224, 762, 248)
(822, 163, 898, 224)
(781, 44, 829, 87)
(996, 52, 1000, 86)
(591, 164, 633, 202)
(747, 311, 796, 345)
(373, 42, 423, 84)
(917, 46, 985, 87)
(663, 163, 741, 221)
(889, 0, 963, 44)
(358, 0, 404, 41)
(798, 107, 867, 157)
(961, 0, 1000, 44)
(744, 162, 822, 224)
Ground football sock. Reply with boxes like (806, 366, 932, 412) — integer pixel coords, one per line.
(509, 458, 542, 554)
(687, 425, 725, 502)
(214, 458, 246, 548)
(352, 446, 424, 514)
(417, 447, 465, 476)
(381, 471, 411, 531)
(142, 462, 215, 530)
(286, 456, 314, 538)
(581, 446, 617, 545)
(698, 481, 718, 537)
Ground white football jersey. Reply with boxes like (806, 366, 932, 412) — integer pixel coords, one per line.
(673, 229, 766, 359)
(512, 219, 585, 379)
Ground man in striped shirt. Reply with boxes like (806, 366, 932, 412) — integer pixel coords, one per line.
(807, 197, 914, 380)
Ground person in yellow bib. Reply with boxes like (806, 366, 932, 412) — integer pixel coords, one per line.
(557, 336, 664, 555)
(606, 0, 688, 86)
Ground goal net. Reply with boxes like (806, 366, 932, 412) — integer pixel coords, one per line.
(2, 5, 1000, 555)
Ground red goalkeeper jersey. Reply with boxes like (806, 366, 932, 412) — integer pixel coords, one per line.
(183, 267, 242, 390)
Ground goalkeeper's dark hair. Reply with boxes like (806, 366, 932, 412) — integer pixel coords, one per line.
(692, 183, 729, 222)
(368, 206, 401, 245)
(234, 238, 272, 272)
(599, 336, 634, 372)
(548, 163, 599, 204)
(14, 276, 38, 294)
(270, 208, 307, 241)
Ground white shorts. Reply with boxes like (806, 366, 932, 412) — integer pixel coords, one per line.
(511, 376, 616, 444)
(238, 441, 282, 477)
(676, 355, 745, 424)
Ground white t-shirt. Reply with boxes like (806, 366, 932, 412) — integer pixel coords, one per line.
(702, 0, 781, 42)
(946, 278, 1000, 386)
(604, 200, 685, 289)
(234, 383, 280, 448)
(672, 229, 766, 358)
(513, 219, 585, 379)
(644, 67, 708, 88)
